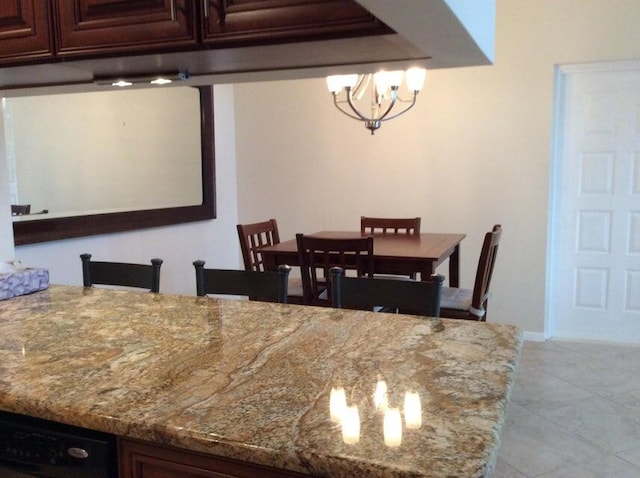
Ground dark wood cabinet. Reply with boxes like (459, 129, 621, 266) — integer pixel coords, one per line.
(0, 0, 54, 63)
(0, 0, 397, 85)
(0, 0, 387, 64)
(201, 0, 389, 45)
(54, 0, 198, 57)
(118, 438, 307, 478)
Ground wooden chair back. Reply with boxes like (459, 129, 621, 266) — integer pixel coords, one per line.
(471, 224, 502, 319)
(360, 216, 421, 278)
(440, 225, 502, 321)
(360, 216, 421, 235)
(296, 233, 374, 306)
(236, 218, 280, 272)
(237, 218, 305, 304)
(330, 267, 444, 317)
(193, 260, 291, 303)
(80, 253, 162, 293)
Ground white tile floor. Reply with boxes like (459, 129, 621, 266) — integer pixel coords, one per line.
(495, 340, 640, 477)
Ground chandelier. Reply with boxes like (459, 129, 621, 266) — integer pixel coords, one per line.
(326, 68, 427, 135)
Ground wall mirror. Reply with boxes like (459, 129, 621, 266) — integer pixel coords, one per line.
(7, 85, 215, 245)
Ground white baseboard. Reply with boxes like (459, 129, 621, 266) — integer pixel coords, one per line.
(522, 331, 546, 342)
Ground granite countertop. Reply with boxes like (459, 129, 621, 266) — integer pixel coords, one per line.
(0, 285, 522, 477)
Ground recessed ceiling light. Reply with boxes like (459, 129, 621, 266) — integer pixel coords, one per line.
(150, 78, 172, 85)
(95, 71, 190, 88)
(111, 80, 133, 87)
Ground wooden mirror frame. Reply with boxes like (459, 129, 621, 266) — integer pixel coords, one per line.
(13, 85, 216, 246)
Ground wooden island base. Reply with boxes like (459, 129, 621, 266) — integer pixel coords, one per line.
(119, 438, 307, 478)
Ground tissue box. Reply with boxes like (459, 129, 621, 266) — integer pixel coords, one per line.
(0, 268, 49, 300)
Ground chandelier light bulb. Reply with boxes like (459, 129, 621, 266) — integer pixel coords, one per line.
(326, 74, 359, 94)
(387, 70, 405, 88)
(374, 70, 403, 97)
(326, 76, 344, 94)
(343, 74, 359, 89)
(405, 68, 427, 92)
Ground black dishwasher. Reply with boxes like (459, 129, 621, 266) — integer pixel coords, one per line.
(0, 411, 118, 478)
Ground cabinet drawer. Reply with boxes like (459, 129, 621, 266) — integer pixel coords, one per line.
(118, 438, 308, 478)
(54, 0, 198, 57)
(201, 0, 390, 45)
(0, 0, 54, 64)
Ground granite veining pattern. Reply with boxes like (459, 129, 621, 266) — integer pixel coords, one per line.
(0, 285, 522, 477)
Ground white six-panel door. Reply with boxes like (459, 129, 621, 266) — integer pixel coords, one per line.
(548, 61, 640, 343)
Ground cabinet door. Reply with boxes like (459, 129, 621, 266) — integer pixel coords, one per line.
(0, 0, 54, 64)
(119, 438, 307, 478)
(54, 0, 197, 57)
(201, 0, 390, 46)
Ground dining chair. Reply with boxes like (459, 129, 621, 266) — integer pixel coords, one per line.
(236, 218, 304, 304)
(439, 224, 502, 321)
(80, 253, 163, 293)
(330, 267, 444, 317)
(296, 233, 374, 307)
(360, 216, 421, 279)
(193, 260, 291, 303)
(360, 216, 421, 235)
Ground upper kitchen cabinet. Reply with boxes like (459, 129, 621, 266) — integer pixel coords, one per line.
(201, 0, 389, 46)
(0, 0, 496, 91)
(0, 0, 54, 64)
(54, 0, 198, 57)
(51, 0, 387, 59)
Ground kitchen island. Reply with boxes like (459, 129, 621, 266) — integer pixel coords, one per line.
(0, 285, 522, 477)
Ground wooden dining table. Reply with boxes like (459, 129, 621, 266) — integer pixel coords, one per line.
(260, 231, 466, 287)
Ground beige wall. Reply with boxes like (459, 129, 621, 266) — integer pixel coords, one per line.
(234, 0, 640, 335)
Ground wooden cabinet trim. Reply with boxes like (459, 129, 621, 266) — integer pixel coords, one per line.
(202, 0, 391, 44)
(0, 0, 399, 84)
(118, 438, 309, 478)
(53, 0, 198, 57)
(0, 0, 54, 64)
